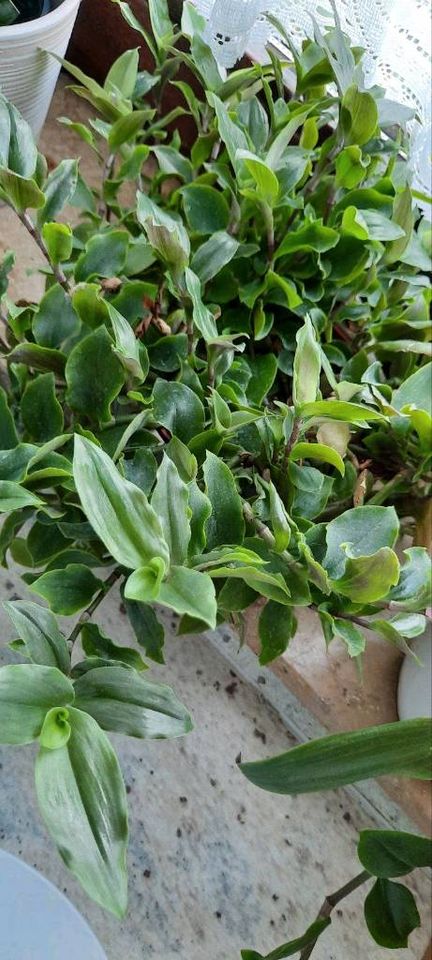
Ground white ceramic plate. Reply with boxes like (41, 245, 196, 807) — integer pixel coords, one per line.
(0, 849, 107, 960)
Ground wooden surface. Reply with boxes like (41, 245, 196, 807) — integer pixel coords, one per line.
(245, 603, 432, 834)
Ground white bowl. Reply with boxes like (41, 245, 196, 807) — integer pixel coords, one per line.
(397, 632, 432, 720)
(0, 849, 107, 959)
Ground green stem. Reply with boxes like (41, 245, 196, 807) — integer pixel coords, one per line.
(66, 567, 122, 650)
(299, 871, 371, 960)
(17, 211, 71, 293)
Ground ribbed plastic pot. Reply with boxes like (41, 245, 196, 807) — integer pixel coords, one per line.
(0, 0, 81, 138)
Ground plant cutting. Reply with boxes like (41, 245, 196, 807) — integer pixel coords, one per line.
(0, 0, 431, 949)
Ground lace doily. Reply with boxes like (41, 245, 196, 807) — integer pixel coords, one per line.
(196, 0, 432, 200)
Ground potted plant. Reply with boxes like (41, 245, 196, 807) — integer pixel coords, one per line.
(0, 0, 81, 136)
(0, 0, 430, 952)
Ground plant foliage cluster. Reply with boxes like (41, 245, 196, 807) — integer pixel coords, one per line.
(0, 0, 430, 953)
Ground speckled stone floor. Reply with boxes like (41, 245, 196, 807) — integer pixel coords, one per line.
(0, 78, 431, 960)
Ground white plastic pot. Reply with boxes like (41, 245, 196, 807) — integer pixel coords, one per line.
(397, 631, 432, 720)
(0, 0, 81, 138)
(0, 849, 107, 959)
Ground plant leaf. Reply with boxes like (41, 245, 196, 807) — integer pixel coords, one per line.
(241, 918, 331, 960)
(81, 622, 147, 671)
(31, 564, 104, 616)
(203, 451, 245, 550)
(358, 830, 432, 878)
(258, 601, 297, 665)
(151, 453, 191, 564)
(74, 664, 192, 739)
(3, 600, 70, 672)
(35, 706, 128, 916)
(125, 564, 217, 629)
(364, 879, 420, 948)
(240, 718, 432, 794)
(0, 663, 74, 744)
(73, 435, 169, 569)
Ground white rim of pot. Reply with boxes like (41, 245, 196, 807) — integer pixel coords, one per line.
(0, 0, 80, 39)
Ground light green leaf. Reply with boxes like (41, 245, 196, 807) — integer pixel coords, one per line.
(35, 707, 128, 916)
(331, 547, 400, 603)
(333, 617, 365, 657)
(3, 600, 70, 672)
(293, 315, 321, 407)
(0, 481, 43, 514)
(208, 565, 291, 605)
(73, 435, 169, 569)
(41, 222, 74, 264)
(240, 718, 432, 794)
(208, 93, 249, 167)
(275, 219, 339, 259)
(341, 85, 378, 146)
(184, 268, 218, 341)
(191, 231, 239, 284)
(388, 547, 432, 611)
(300, 399, 385, 423)
(151, 454, 191, 564)
(137, 193, 189, 273)
(364, 879, 420, 948)
(237, 150, 279, 205)
(105, 302, 144, 381)
(125, 564, 217, 629)
(290, 442, 345, 476)
(0, 169, 45, 212)
(104, 48, 139, 98)
(0, 663, 74, 744)
(108, 109, 152, 150)
(324, 505, 399, 578)
(74, 665, 192, 739)
(39, 706, 71, 750)
(392, 363, 432, 414)
(148, 0, 173, 49)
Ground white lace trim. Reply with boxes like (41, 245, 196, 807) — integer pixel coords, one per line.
(196, 0, 431, 199)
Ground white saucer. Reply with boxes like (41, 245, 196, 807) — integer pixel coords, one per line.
(0, 849, 108, 959)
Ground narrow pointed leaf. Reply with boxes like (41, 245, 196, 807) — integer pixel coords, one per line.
(240, 719, 432, 794)
(73, 435, 169, 569)
(3, 600, 70, 672)
(35, 707, 128, 917)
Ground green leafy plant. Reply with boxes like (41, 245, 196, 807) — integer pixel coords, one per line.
(0, 0, 49, 27)
(0, 0, 430, 938)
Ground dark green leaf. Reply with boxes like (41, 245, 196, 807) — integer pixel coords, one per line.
(240, 718, 432, 794)
(358, 830, 432, 878)
(258, 601, 296, 665)
(21, 372, 64, 441)
(364, 879, 420, 948)
(0, 386, 18, 449)
(153, 379, 205, 443)
(65, 326, 125, 426)
(241, 918, 331, 960)
(31, 564, 103, 616)
(74, 231, 129, 282)
(182, 183, 230, 234)
(124, 597, 165, 664)
(203, 451, 245, 550)
(81, 622, 146, 671)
